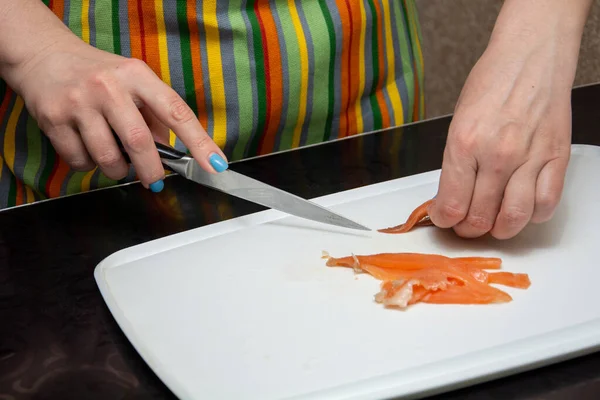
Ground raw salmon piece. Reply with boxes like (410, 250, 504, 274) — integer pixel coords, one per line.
(323, 251, 452, 272)
(487, 272, 531, 289)
(342, 255, 527, 290)
(422, 282, 513, 304)
(322, 251, 502, 271)
(373, 266, 512, 309)
(452, 257, 502, 270)
(360, 262, 490, 284)
(374, 274, 452, 309)
(378, 199, 434, 234)
(322, 250, 529, 309)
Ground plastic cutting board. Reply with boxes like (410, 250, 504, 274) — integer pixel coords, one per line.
(95, 144, 600, 400)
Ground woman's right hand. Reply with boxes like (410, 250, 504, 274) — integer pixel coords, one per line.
(5, 29, 228, 191)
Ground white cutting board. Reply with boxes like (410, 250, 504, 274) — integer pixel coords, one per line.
(95, 144, 600, 400)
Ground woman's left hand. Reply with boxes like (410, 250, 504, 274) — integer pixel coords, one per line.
(427, 0, 592, 239)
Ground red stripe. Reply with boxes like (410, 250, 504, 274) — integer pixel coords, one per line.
(44, 159, 60, 195)
(372, 0, 391, 128)
(0, 87, 12, 122)
(344, 0, 356, 137)
(335, 0, 350, 138)
(255, 1, 272, 153)
(137, 0, 147, 62)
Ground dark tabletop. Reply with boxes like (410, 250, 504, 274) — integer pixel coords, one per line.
(2, 84, 600, 400)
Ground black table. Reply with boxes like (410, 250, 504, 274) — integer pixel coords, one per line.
(2, 84, 600, 400)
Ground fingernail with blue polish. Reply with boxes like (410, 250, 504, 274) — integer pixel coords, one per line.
(209, 153, 229, 173)
(149, 179, 164, 193)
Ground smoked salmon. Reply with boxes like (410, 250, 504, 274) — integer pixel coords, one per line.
(378, 199, 435, 234)
(329, 199, 531, 309)
(322, 251, 530, 309)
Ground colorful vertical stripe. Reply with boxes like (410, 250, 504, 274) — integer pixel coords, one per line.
(0, 0, 425, 209)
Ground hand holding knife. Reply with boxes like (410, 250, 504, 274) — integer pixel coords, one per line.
(113, 132, 371, 232)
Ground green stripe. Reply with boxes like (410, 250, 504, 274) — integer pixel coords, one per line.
(68, 0, 83, 38)
(38, 139, 55, 194)
(95, 0, 113, 52)
(246, 1, 267, 156)
(66, 171, 86, 194)
(393, 0, 414, 118)
(97, 172, 116, 188)
(6, 173, 16, 207)
(303, 2, 330, 145)
(274, 1, 301, 151)
(229, 0, 254, 160)
(319, 1, 335, 142)
(22, 116, 42, 191)
(365, 0, 382, 129)
(406, 0, 425, 119)
(112, 0, 121, 54)
(177, 0, 198, 116)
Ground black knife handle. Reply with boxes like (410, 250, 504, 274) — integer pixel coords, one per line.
(112, 130, 188, 163)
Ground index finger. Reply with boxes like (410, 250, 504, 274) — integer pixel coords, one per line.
(129, 68, 228, 173)
(428, 145, 477, 228)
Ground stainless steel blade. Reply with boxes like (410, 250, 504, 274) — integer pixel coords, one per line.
(163, 157, 371, 231)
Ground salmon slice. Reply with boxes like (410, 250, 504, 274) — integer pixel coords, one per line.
(487, 272, 531, 289)
(358, 262, 487, 283)
(323, 250, 530, 309)
(362, 263, 528, 289)
(322, 251, 502, 271)
(378, 199, 434, 234)
(373, 266, 513, 309)
(422, 282, 513, 305)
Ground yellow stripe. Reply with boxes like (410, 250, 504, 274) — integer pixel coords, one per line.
(289, 0, 309, 148)
(81, 169, 95, 192)
(154, 0, 177, 147)
(25, 185, 35, 203)
(81, 0, 90, 43)
(203, 3, 227, 148)
(381, 0, 404, 125)
(4, 97, 24, 172)
(354, 0, 367, 134)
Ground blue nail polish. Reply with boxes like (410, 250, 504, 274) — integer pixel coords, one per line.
(149, 180, 164, 193)
(209, 153, 229, 173)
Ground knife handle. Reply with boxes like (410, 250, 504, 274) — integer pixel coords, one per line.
(112, 130, 187, 163)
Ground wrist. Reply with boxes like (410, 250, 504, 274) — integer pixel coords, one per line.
(0, 0, 77, 92)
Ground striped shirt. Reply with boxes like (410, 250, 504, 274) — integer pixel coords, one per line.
(0, 0, 424, 209)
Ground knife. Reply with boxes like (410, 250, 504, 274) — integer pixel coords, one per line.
(113, 133, 371, 231)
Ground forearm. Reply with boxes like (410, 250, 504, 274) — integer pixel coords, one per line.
(0, 0, 77, 90)
(489, 0, 592, 53)
(485, 0, 592, 90)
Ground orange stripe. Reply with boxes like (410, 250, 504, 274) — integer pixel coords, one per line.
(371, 0, 391, 128)
(187, 2, 207, 128)
(48, 159, 70, 198)
(142, 0, 161, 76)
(257, 2, 283, 154)
(15, 178, 23, 206)
(50, 0, 65, 20)
(335, 0, 350, 137)
(128, 1, 143, 60)
(345, 0, 361, 137)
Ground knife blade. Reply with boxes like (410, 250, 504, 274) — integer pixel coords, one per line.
(114, 133, 371, 231)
